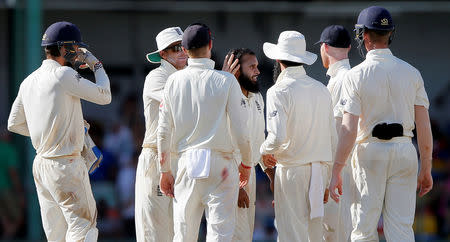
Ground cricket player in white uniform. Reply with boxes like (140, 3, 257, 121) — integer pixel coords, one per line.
(329, 6, 433, 242)
(135, 27, 187, 242)
(8, 21, 111, 241)
(317, 25, 353, 242)
(222, 48, 277, 241)
(260, 31, 337, 242)
(158, 23, 252, 242)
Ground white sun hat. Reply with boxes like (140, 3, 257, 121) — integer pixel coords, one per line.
(263, 31, 317, 65)
(146, 27, 183, 63)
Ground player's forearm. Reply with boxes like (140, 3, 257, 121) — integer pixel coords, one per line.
(333, 113, 358, 172)
(264, 167, 275, 181)
(415, 105, 433, 171)
(260, 132, 284, 155)
(92, 67, 112, 105)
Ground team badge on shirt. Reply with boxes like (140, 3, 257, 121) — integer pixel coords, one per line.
(75, 73, 82, 82)
(241, 98, 247, 108)
(340, 99, 347, 105)
(255, 100, 262, 113)
(269, 110, 277, 118)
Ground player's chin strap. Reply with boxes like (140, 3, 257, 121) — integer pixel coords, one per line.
(354, 25, 367, 59)
(354, 26, 395, 59)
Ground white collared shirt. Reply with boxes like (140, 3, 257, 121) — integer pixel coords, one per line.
(8, 59, 111, 158)
(260, 66, 336, 167)
(339, 48, 430, 143)
(243, 92, 266, 167)
(142, 59, 178, 147)
(157, 58, 252, 171)
(326, 59, 351, 118)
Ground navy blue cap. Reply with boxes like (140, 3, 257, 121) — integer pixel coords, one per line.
(181, 23, 212, 50)
(356, 6, 394, 31)
(316, 25, 351, 48)
(41, 21, 87, 47)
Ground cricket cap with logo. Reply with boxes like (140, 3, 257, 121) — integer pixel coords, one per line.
(146, 27, 184, 63)
(316, 25, 351, 48)
(356, 6, 394, 31)
(263, 31, 317, 65)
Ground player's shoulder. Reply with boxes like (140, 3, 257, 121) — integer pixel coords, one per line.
(393, 56, 421, 76)
(54, 65, 79, 81)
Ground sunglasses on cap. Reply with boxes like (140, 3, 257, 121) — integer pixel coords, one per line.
(165, 43, 183, 52)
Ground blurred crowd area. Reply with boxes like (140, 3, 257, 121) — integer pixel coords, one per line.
(0, 68, 449, 242)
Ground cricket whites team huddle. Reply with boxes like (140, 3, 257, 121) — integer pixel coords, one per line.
(7, 5, 434, 242)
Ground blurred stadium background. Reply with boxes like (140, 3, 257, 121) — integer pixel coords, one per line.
(0, 0, 449, 241)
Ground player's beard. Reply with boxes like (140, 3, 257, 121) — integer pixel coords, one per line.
(273, 61, 281, 82)
(238, 72, 259, 93)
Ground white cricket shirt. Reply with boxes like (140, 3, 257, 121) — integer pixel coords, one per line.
(142, 59, 178, 147)
(260, 66, 336, 167)
(157, 58, 252, 171)
(339, 48, 430, 143)
(326, 59, 351, 118)
(8, 59, 111, 158)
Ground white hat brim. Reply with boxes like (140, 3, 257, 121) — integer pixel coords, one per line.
(263, 42, 317, 65)
(146, 35, 183, 63)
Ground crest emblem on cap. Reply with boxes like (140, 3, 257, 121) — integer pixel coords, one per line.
(42, 33, 47, 41)
(381, 18, 389, 26)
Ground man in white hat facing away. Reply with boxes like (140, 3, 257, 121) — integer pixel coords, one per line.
(135, 26, 187, 242)
(158, 23, 252, 242)
(260, 31, 337, 242)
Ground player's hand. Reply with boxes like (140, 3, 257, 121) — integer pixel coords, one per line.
(238, 163, 251, 188)
(160, 171, 175, 198)
(237, 188, 250, 208)
(76, 48, 100, 71)
(329, 166, 343, 203)
(262, 154, 277, 168)
(222, 53, 240, 75)
(417, 167, 433, 197)
(323, 188, 330, 204)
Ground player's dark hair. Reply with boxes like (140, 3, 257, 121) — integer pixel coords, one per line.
(279, 60, 303, 67)
(227, 48, 255, 64)
(44, 45, 61, 57)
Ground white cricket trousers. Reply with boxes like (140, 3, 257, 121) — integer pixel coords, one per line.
(33, 155, 98, 242)
(275, 162, 328, 242)
(233, 166, 256, 242)
(173, 151, 239, 242)
(351, 137, 418, 242)
(135, 147, 173, 242)
(323, 163, 353, 242)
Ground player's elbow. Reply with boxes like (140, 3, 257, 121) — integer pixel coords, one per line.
(96, 92, 112, 105)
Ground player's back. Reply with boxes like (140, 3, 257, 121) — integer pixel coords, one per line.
(164, 59, 238, 153)
(19, 59, 84, 157)
(345, 49, 428, 141)
(270, 66, 334, 165)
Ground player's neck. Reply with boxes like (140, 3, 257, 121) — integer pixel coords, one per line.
(47, 55, 65, 66)
(240, 86, 249, 97)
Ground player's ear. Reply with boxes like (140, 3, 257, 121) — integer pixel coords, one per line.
(159, 50, 166, 59)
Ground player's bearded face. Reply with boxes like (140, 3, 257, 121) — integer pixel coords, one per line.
(238, 69, 259, 93)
